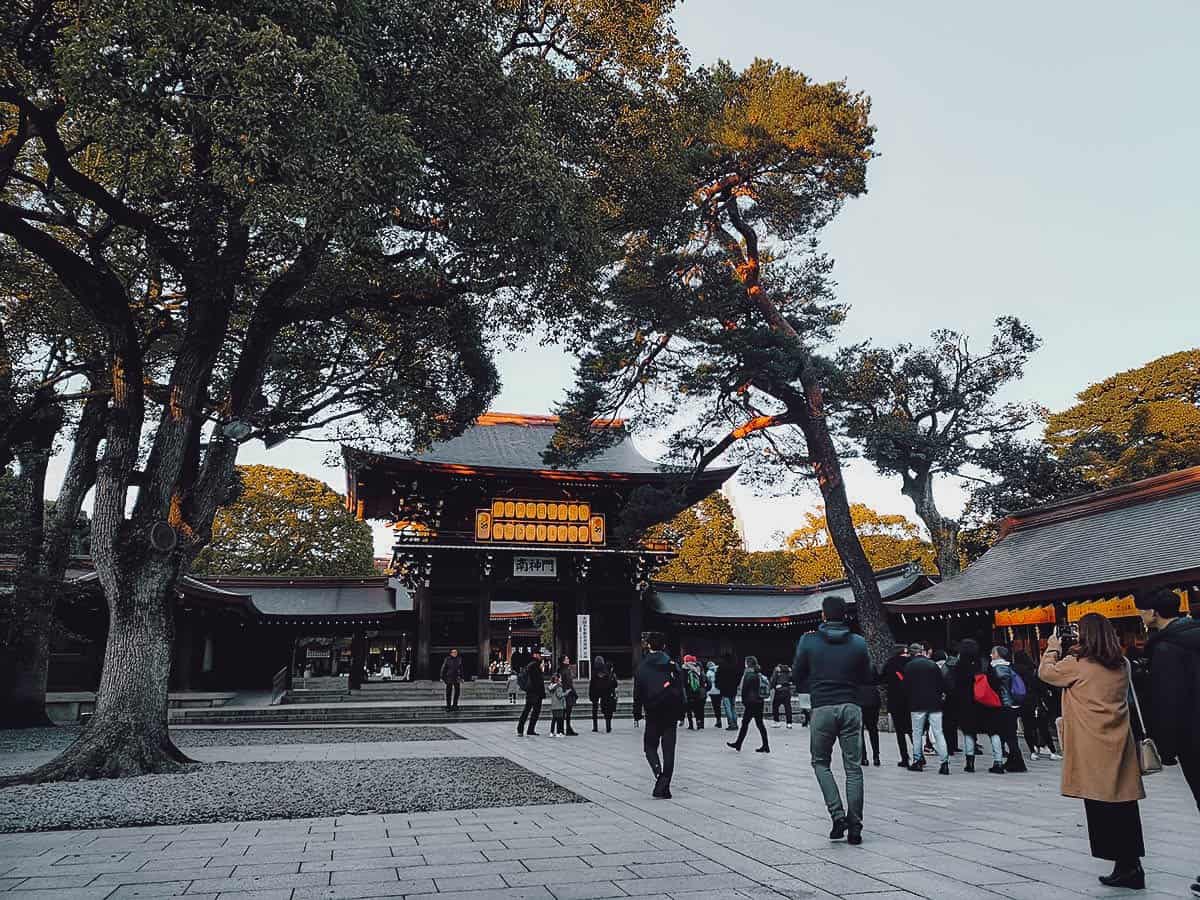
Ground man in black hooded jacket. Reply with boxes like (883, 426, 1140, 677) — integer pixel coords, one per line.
(1137, 587, 1200, 898)
(793, 596, 871, 845)
(634, 632, 684, 799)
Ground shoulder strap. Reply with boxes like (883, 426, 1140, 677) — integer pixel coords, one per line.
(1125, 658, 1147, 734)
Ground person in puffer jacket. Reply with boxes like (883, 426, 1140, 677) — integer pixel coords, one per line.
(706, 660, 723, 728)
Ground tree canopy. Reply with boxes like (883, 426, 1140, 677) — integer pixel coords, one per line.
(783, 504, 935, 584)
(190, 466, 374, 577)
(0, 0, 687, 780)
(1045, 349, 1200, 486)
(652, 492, 745, 584)
(837, 317, 1040, 576)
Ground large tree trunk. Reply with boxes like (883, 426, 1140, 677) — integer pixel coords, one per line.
(3, 558, 193, 784)
(795, 399, 896, 668)
(903, 473, 962, 578)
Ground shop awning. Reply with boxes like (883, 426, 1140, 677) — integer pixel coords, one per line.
(887, 466, 1200, 615)
(652, 564, 934, 623)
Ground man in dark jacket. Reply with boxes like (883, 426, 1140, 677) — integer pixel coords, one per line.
(716, 652, 740, 730)
(792, 595, 872, 845)
(517, 650, 545, 736)
(440, 648, 463, 711)
(1136, 587, 1200, 899)
(904, 643, 950, 774)
(882, 645, 912, 767)
(633, 632, 683, 799)
(1137, 589, 1200, 798)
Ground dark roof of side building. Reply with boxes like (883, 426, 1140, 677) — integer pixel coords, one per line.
(886, 466, 1200, 614)
(73, 572, 412, 623)
(652, 564, 934, 623)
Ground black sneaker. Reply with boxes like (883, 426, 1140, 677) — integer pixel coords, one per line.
(938, 762, 950, 775)
(1189, 878, 1199, 898)
(907, 760, 925, 771)
(829, 817, 847, 840)
(847, 830, 863, 846)
(896, 759, 910, 768)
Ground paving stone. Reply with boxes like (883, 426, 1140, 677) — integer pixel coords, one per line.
(433, 873, 510, 892)
(546, 882, 628, 900)
(291, 881, 437, 899)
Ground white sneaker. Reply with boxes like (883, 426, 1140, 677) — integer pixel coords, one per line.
(771, 722, 782, 728)
(1049, 751, 1062, 760)
(786, 724, 793, 729)
(1029, 752, 1040, 760)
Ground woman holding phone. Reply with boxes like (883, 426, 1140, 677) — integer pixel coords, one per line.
(1039, 613, 1146, 889)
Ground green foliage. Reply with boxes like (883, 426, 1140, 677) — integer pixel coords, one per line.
(531, 601, 554, 653)
(1045, 349, 1200, 486)
(191, 466, 374, 577)
(652, 492, 745, 584)
(782, 504, 935, 584)
(546, 58, 876, 481)
(737, 549, 794, 586)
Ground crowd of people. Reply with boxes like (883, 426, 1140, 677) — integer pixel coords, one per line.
(490, 586, 1199, 894)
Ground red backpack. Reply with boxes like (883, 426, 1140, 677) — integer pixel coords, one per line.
(973, 672, 1002, 708)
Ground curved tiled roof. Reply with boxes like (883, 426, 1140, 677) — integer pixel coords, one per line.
(347, 413, 737, 480)
(887, 466, 1200, 613)
(652, 564, 932, 621)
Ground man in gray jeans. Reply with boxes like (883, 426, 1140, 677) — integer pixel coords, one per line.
(792, 595, 872, 845)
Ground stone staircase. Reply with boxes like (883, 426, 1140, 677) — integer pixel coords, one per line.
(281, 679, 513, 705)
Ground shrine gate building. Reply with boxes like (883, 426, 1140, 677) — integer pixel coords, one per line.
(343, 413, 735, 678)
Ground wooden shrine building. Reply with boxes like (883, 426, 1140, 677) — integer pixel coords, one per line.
(344, 413, 736, 678)
(884, 466, 1200, 655)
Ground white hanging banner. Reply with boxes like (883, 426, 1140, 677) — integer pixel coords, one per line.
(577, 614, 592, 678)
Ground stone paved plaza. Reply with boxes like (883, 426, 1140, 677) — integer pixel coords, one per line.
(0, 719, 1195, 899)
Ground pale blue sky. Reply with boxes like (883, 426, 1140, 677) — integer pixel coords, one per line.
(50, 1, 1200, 555)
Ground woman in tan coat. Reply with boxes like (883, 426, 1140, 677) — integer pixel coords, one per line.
(1039, 613, 1146, 890)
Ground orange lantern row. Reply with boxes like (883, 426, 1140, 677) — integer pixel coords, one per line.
(475, 510, 606, 545)
(489, 499, 591, 522)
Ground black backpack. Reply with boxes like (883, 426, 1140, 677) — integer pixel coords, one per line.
(642, 662, 686, 718)
(516, 667, 529, 693)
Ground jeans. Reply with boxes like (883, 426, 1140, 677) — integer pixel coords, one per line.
(733, 701, 768, 749)
(721, 696, 738, 728)
(710, 695, 723, 725)
(962, 732, 978, 756)
(910, 710, 948, 764)
(810, 703, 864, 830)
(517, 695, 542, 734)
(772, 692, 793, 724)
(444, 682, 460, 710)
(643, 715, 677, 787)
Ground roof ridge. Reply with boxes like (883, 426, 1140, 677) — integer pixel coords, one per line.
(1000, 465, 1200, 537)
(653, 562, 921, 594)
(476, 412, 625, 428)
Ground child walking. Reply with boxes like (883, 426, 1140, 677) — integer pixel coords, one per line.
(547, 673, 566, 736)
(506, 670, 519, 703)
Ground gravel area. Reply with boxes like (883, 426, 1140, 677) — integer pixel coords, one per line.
(0, 725, 461, 755)
(0, 757, 585, 832)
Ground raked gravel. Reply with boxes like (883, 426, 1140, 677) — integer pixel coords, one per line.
(0, 756, 584, 832)
(0, 724, 461, 755)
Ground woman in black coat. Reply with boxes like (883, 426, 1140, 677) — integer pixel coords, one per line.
(948, 638, 982, 771)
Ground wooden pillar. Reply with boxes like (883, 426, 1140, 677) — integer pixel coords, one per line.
(416, 585, 432, 680)
(558, 590, 577, 666)
(477, 582, 492, 678)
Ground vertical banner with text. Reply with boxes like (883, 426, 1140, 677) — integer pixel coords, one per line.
(576, 614, 592, 680)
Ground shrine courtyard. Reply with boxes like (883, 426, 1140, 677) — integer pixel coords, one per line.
(0, 721, 1194, 899)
